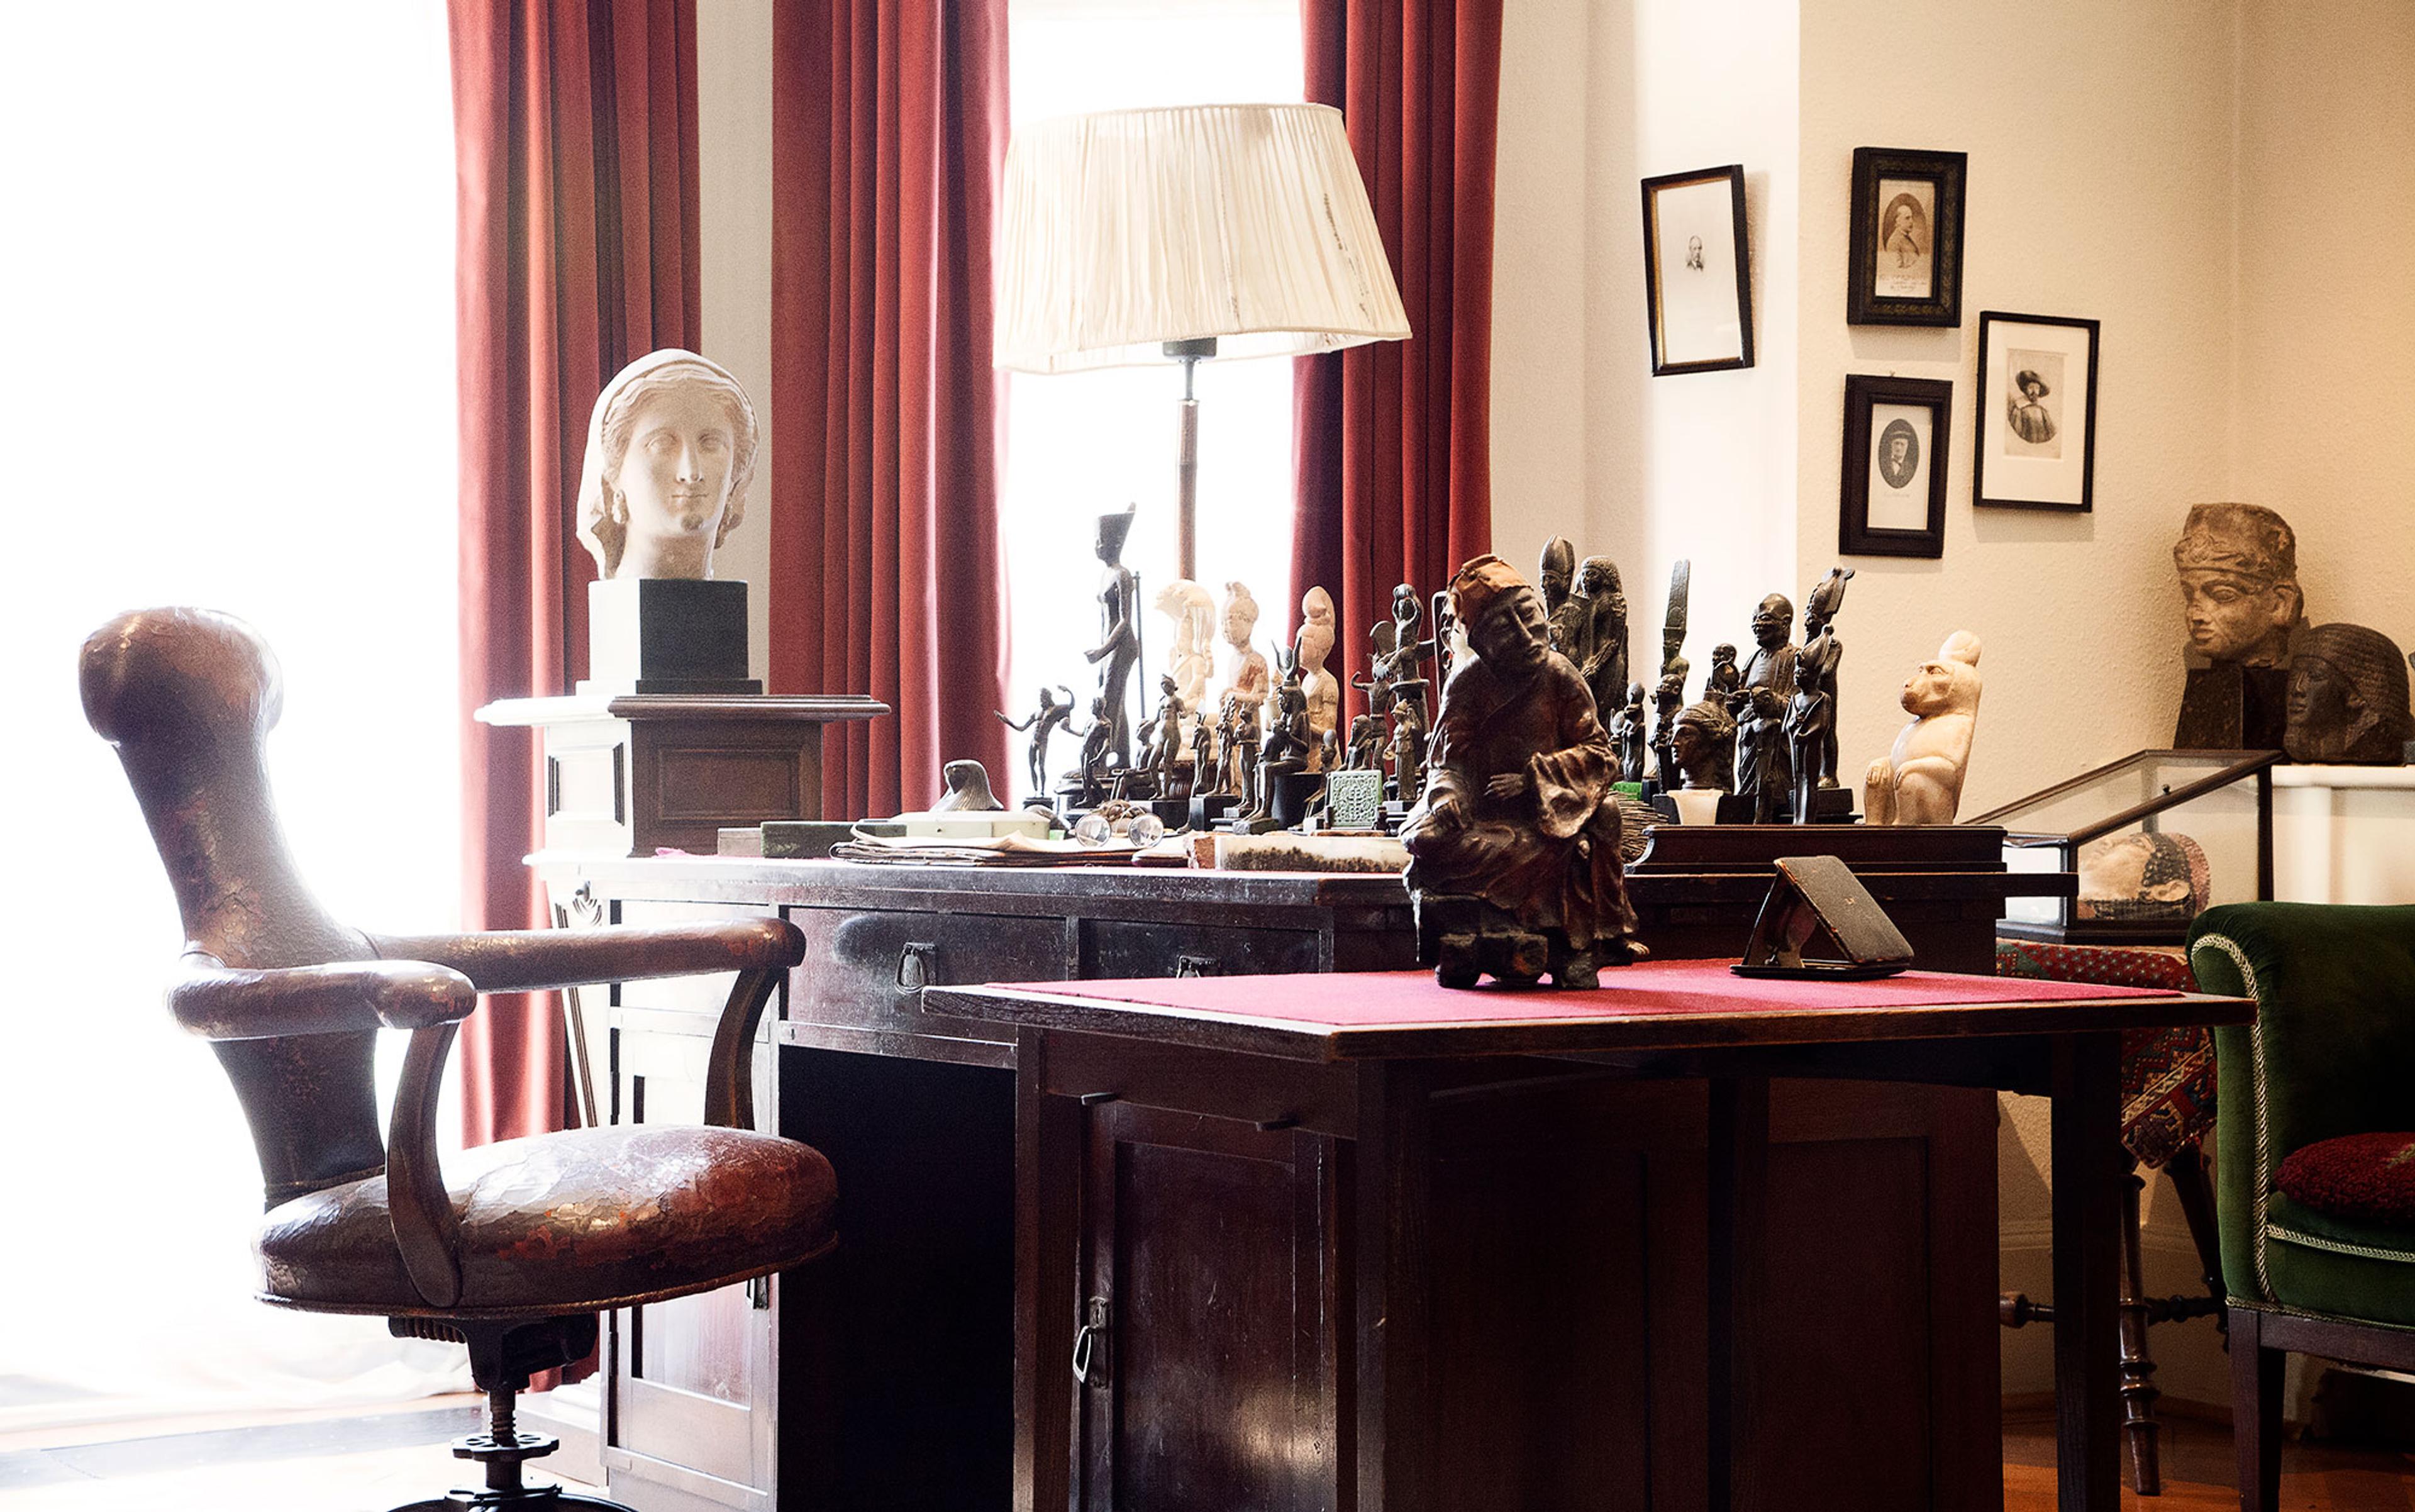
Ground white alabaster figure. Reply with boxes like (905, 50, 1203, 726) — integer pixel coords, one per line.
(1156, 579, 1217, 739)
(1216, 582, 1272, 737)
(575, 348, 760, 581)
(1863, 631, 1983, 826)
(1297, 586, 1341, 772)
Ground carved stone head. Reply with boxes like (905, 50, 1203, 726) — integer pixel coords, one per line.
(2172, 503, 2304, 666)
(1672, 699, 1738, 790)
(577, 349, 759, 580)
(1221, 582, 1260, 648)
(2284, 623, 2414, 764)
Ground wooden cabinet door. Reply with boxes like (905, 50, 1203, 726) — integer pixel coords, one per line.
(1074, 1101, 1343, 1512)
(606, 1004, 779, 1512)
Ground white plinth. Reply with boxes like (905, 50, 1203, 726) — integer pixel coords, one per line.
(2272, 764, 2415, 904)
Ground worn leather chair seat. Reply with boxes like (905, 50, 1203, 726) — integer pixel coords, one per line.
(258, 1125, 837, 1319)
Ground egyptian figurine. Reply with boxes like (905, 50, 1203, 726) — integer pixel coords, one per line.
(1297, 586, 1341, 772)
(1217, 581, 1272, 739)
(1730, 593, 1796, 823)
(1610, 681, 1648, 785)
(1672, 698, 1738, 792)
(2172, 503, 2306, 748)
(1085, 506, 1142, 768)
(1388, 700, 1429, 806)
(1155, 579, 1216, 741)
(1783, 567, 1853, 824)
(1538, 536, 1584, 658)
(1401, 554, 1645, 989)
(1574, 555, 1628, 721)
(2283, 623, 2414, 764)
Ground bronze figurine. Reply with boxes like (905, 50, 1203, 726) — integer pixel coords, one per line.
(1672, 698, 1738, 792)
(996, 684, 1077, 800)
(1784, 567, 1853, 825)
(1574, 554, 1629, 720)
(1085, 506, 1142, 767)
(1611, 681, 1648, 785)
(1538, 536, 1583, 657)
(1730, 592, 1796, 823)
(1401, 554, 1645, 989)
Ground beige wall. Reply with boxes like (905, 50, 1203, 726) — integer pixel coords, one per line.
(1491, 0, 2415, 1408)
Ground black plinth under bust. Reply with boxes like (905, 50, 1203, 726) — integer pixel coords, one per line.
(583, 577, 760, 696)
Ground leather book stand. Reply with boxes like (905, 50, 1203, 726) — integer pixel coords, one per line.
(81, 608, 838, 1511)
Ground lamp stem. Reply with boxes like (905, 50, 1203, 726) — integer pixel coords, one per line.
(1164, 338, 1216, 584)
(1177, 371, 1199, 582)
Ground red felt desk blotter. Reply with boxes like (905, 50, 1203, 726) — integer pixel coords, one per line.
(995, 957, 2180, 1029)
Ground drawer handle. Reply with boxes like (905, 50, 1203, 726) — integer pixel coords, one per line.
(896, 941, 938, 991)
(1072, 1296, 1111, 1388)
(1174, 953, 1219, 979)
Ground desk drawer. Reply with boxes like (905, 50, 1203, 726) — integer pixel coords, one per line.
(791, 906, 1068, 1042)
(1078, 919, 1321, 979)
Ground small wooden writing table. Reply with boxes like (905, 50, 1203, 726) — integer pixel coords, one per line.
(928, 961, 2253, 1512)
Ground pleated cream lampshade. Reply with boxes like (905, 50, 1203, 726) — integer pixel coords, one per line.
(994, 103, 1411, 373)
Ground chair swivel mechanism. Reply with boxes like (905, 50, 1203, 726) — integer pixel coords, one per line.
(80, 607, 836, 1510)
(2190, 902, 2415, 1512)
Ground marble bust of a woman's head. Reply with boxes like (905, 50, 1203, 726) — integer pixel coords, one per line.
(575, 349, 760, 580)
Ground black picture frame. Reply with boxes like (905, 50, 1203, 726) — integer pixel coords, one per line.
(1840, 374, 1951, 559)
(1973, 310, 2101, 512)
(1847, 147, 1967, 327)
(1640, 164, 1754, 376)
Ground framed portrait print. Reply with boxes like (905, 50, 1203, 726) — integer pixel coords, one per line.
(1840, 374, 1951, 558)
(1974, 311, 2099, 511)
(1641, 164, 1754, 375)
(1847, 147, 1967, 326)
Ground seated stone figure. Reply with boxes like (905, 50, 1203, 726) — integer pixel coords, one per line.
(1865, 631, 1984, 825)
(1402, 554, 1645, 989)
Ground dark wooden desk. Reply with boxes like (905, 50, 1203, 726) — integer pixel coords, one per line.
(533, 846, 2063, 1512)
(928, 965, 2255, 1512)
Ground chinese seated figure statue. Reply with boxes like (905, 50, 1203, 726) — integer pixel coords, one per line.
(1864, 631, 1984, 825)
(2282, 623, 2414, 764)
(2171, 503, 2305, 748)
(1401, 554, 1646, 989)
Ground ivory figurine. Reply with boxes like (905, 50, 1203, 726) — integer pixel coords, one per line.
(1864, 632, 1984, 826)
(1216, 582, 1272, 739)
(575, 348, 759, 581)
(1155, 579, 1216, 738)
(1297, 586, 1341, 772)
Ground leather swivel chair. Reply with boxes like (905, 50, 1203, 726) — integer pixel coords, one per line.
(81, 607, 837, 1511)
(2189, 902, 2415, 1512)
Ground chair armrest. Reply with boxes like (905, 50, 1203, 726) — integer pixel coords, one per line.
(365, 918, 805, 994)
(167, 955, 478, 1040)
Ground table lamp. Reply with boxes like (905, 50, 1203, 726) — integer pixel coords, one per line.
(994, 102, 1411, 581)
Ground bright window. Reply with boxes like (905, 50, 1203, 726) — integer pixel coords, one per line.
(0, 2, 466, 1430)
(1000, 0, 1304, 766)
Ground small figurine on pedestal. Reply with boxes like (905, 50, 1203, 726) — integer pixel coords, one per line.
(996, 684, 1077, 802)
(1133, 674, 1189, 798)
(1731, 593, 1797, 823)
(1085, 506, 1143, 769)
(1651, 670, 1686, 790)
(1297, 587, 1341, 772)
(1346, 711, 1387, 771)
(1539, 537, 1584, 656)
(2283, 624, 2414, 764)
(2172, 503, 2305, 748)
(1219, 696, 1261, 804)
(1865, 633, 1984, 825)
(1782, 569, 1853, 825)
(1574, 555, 1629, 719)
(1388, 698, 1430, 806)
(1063, 694, 1116, 809)
(1189, 714, 1218, 797)
(1611, 682, 1648, 785)
(1706, 643, 1743, 703)
(1234, 648, 1314, 830)
(1401, 554, 1645, 989)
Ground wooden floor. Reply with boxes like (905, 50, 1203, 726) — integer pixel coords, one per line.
(2004, 1411, 2415, 1510)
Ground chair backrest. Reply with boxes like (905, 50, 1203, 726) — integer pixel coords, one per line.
(81, 608, 386, 1208)
(2189, 900, 2415, 1299)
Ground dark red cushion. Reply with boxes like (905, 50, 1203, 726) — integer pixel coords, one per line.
(2275, 1132, 2415, 1226)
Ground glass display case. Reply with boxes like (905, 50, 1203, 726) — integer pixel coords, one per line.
(1968, 748, 2280, 945)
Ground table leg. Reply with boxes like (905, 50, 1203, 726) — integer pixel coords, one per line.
(1352, 1060, 1434, 1512)
(1707, 1076, 1770, 1512)
(1016, 1029, 1081, 1512)
(2050, 1034, 2122, 1511)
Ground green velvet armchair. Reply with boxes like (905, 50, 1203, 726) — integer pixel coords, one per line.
(2189, 902, 2415, 1512)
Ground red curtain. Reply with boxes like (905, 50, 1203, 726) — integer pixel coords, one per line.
(1289, 0, 1502, 698)
(769, 0, 1010, 819)
(452, 0, 701, 1146)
